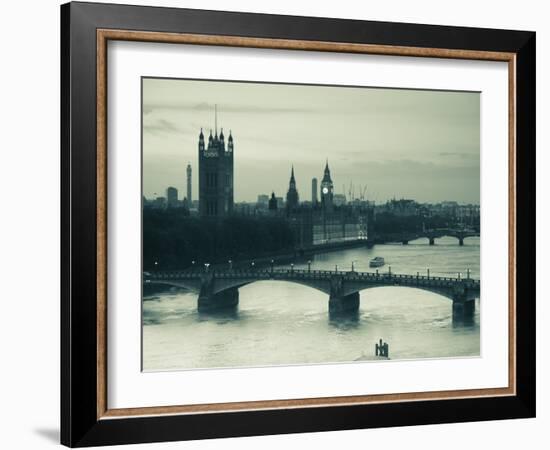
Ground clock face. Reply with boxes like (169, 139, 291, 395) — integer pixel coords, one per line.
(322, 187, 329, 194)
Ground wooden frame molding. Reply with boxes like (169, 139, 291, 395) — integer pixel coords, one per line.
(96, 29, 517, 420)
(97, 29, 516, 61)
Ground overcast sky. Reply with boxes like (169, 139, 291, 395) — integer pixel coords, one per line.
(142, 77, 480, 204)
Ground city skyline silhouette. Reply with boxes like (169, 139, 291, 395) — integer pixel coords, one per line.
(142, 77, 480, 204)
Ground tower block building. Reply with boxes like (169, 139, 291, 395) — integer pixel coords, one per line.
(186, 163, 192, 203)
(312, 177, 318, 205)
(198, 108, 234, 217)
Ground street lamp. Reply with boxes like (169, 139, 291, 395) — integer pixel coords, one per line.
(290, 263, 294, 273)
(335, 264, 338, 273)
(228, 260, 232, 270)
(154, 261, 158, 271)
(204, 263, 210, 272)
(251, 261, 255, 270)
(308, 260, 312, 272)
(388, 265, 392, 276)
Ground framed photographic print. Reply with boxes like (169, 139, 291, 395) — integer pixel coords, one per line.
(60, 2, 536, 447)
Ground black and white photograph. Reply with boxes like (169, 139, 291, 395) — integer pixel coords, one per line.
(141, 77, 481, 371)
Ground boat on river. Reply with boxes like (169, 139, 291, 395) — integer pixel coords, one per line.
(369, 256, 385, 268)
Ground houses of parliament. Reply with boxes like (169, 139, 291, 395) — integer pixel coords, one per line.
(196, 111, 339, 219)
(282, 162, 371, 247)
(195, 110, 371, 246)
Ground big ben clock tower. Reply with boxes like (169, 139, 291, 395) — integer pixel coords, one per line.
(320, 160, 334, 212)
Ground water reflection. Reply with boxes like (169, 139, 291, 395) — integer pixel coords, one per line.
(328, 312, 360, 330)
(197, 307, 241, 322)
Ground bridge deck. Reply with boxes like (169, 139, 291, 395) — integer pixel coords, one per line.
(145, 268, 480, 290)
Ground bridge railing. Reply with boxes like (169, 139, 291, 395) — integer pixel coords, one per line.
(144, 268, 479, 288)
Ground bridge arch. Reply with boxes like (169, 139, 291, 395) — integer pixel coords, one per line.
(342, 284, 457, 301)
(149, 277, 332, 296)
(219, 274, 340, 295)
(145, 279, 202, 292)
(147, 277, 463, 302)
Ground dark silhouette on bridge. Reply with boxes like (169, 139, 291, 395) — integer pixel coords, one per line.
(145, 266, 480, 322)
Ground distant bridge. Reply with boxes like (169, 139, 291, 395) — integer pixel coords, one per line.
(377, 228, 480, 246)
(145, 267, 480, 321)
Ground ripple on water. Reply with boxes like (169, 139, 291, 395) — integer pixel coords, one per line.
(142, 242, 480, 371)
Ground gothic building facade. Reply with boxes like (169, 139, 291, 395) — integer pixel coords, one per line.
(198, 116, 234, 217)
(281, 160, 370, 246)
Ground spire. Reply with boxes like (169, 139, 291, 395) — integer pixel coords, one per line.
(214, 104, 218, 137)
(286, 165, 299, 211)
(322, 159, 332, 183)
(198, 128, 205, 151)
(228, 129, 233, 141)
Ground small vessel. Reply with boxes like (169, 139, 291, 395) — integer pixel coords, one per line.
(375, 339, 390, 358)
(369, 256, 385, 268)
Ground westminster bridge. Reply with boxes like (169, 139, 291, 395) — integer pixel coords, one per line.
(144, 266, 480, 322)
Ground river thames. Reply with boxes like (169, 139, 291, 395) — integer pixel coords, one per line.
(142, 236, 480, 371)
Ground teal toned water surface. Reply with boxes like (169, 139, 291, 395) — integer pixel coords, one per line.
(142, 237, 480, 371)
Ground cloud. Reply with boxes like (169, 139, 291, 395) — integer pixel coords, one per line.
(350, 158, 479, 173)
(143, 100, 315, 116)
(439, 151, 479, 159)
(143, 118, 204, 136)
(143, 119, 182, 135)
